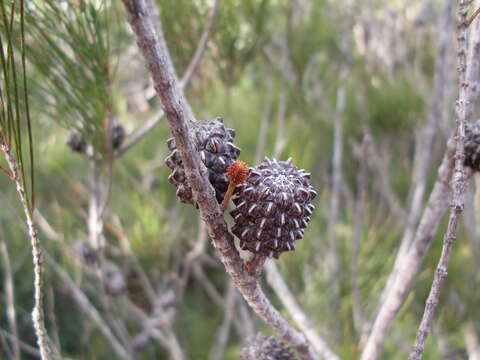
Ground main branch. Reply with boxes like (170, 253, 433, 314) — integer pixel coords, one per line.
(120, 1, 329, 359)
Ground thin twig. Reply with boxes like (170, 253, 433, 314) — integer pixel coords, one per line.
(364, 129, 407, 223)
(120, 1, 327, 358)
(88, 159, 104, 250)
(0, 142, 51, 360)
(379, 0, 454, 310)
(116, 0, 220, 156)
(192, 262, 225, 306)
(324, 70, 346, 314)
(265, 262, 340, 360)
(351, 136, 369, 342)
(0, 241, 20, 360)
(407, 1, 471, 358)
(180, 0, 220, 86)
(361, 0, 480, 356)
(44, 251, 130, 360)
(0, 329, 41, 359)
(126, 299, 184, 360)
(360, 136, 457, 360)
(208, 281, 237, 360)
(460, 5, 480, 26)
(255, 76, 274, 164)
(463, 322, 480, 360)
(45, 286, 61, 353)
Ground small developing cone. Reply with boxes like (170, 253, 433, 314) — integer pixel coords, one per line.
(220, 160, 249, 211)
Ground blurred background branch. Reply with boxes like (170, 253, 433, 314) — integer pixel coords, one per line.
(3, 0, 480, 359)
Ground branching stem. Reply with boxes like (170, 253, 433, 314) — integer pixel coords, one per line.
(1, 140, 50, 360)
(408, 1, 471, 358)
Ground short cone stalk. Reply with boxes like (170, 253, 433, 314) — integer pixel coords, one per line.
(230, 157, 317, 259)
(165, 117, 240, 205)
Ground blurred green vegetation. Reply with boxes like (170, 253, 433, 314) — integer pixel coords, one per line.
(1, 0, 479, 359)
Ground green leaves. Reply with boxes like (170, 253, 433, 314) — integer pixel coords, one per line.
(0, 0, 35, 211)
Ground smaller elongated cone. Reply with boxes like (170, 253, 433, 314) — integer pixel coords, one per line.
(67, 132, 87, 153)
(230, 157, 316, 259)
(465, 120, 480, 171)
(165, 117, 240, 205)
(240, 333, 298, 360)
(112, 123, 125, 150)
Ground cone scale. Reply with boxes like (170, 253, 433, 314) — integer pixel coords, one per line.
(165, 117, 241, 205)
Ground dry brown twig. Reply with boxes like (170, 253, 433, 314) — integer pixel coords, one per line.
(407, 1, 471, 358)
(120, 0, 334, 358)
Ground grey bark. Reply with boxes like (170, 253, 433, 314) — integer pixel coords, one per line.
(407, 1, 471, 357)
(120, 1, 331, 359)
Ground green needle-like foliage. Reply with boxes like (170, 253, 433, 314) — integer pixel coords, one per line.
(25, 0, 116, 153)
(0, 0, 34, 211)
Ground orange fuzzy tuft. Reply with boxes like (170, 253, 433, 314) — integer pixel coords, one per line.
(226, 161, 249, 185)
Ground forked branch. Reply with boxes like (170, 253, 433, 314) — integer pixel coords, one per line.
(120, 1, 333, 359)
(408, 1, 471, 358)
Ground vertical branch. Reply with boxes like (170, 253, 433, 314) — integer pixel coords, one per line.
(0, 241, 20, 360)
(381, 0, 454, 299)
(407, 1, 471, 357)
(45, 286, 61, 354)
(272, 26, 290, 159)
(88, 159, 104, 250)
(272, 85, 287, 158)
(255, 76, 274, 163)
(464, 322, 480, 360)
(351, 135, 370, 341)
(208, 281, 236, 360)
(324, 71, 346, 311)
(360, 136, 456, 360)
(0, 143, 50, 360)
(466, 0, 480, 119)
(361, 0, 480, 357)
(365, 132, 406, 222)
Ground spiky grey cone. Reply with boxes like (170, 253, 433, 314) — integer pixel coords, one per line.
(165, 117, 240, 205)
(464, 120, 480, 171)
(240, 333, 298, 360)
(112, 123, 125, 150)
(230, 157, 316, 259)
(67, 132, 87, 153)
